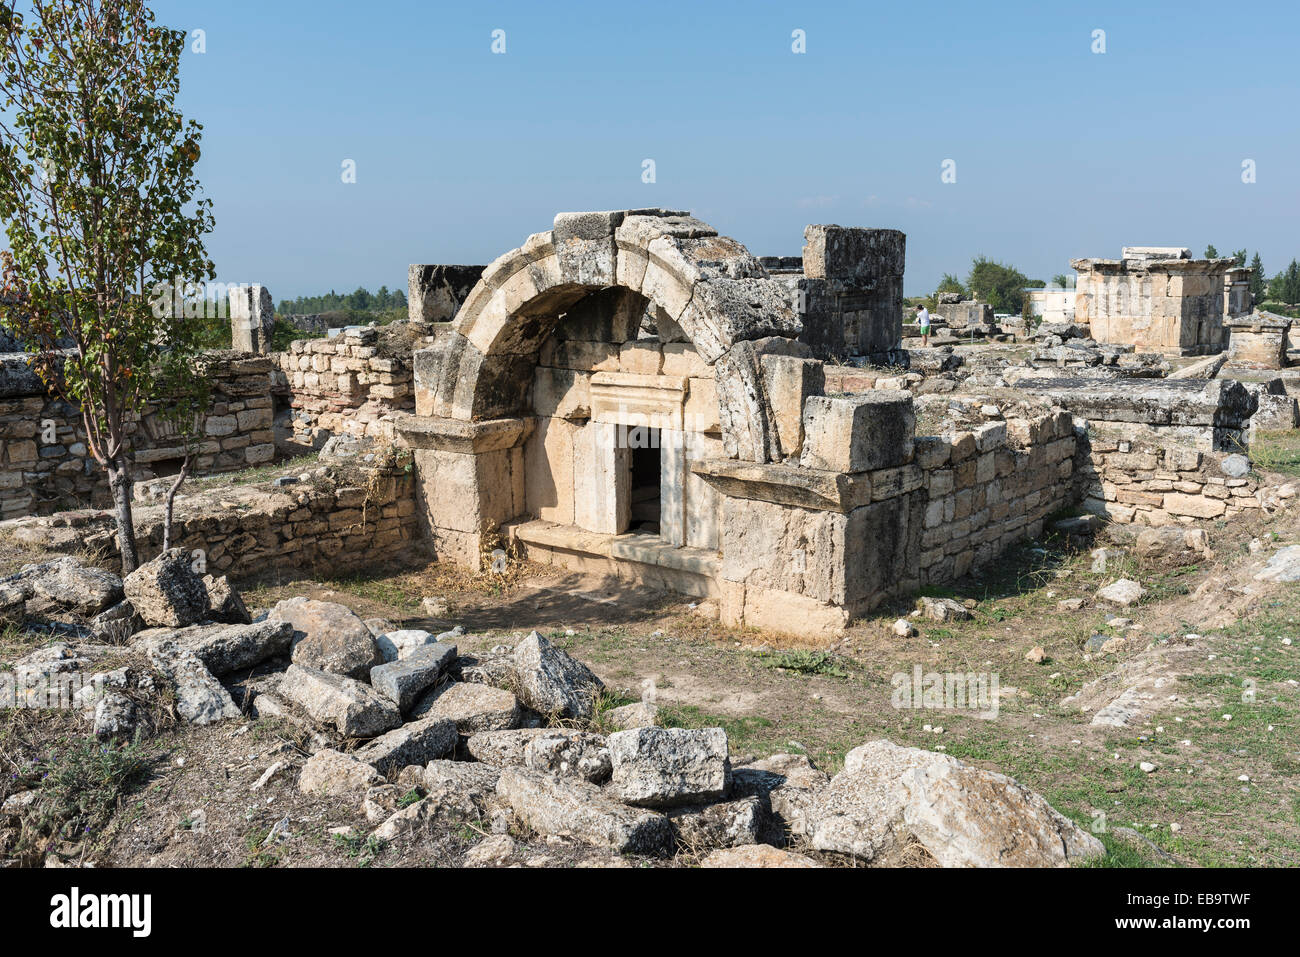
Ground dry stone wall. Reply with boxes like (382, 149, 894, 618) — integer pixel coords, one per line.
(274, 327, 418, 451)
(0, 352, 275, 520)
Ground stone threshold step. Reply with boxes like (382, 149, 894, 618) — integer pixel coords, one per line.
(509, 520, 719, 577)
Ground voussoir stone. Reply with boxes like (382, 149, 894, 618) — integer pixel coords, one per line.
(410, 681, 522, 733)
(272, 597, 382, 679)
(512, 631, 605, 720)
(123, 548, 209, 627)
(495, 767, 674, 856)
(608, 726, 732, 808)
(793, 740, 1105, 867)
(279, 663, 401, 738)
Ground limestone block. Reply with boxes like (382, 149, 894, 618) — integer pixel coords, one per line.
(684, 377, 721, 435)
(800, 392, 915, 473)
(760, 354, 824, 461)
(620, 340, 664, 375)
(525, 417, 576, 525)
(573, 422, 630, 534)
(662, 342, 710, 378)
(532, 367, 591, 420)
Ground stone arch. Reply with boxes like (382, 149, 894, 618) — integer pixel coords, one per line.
(429, 209, 808, 462)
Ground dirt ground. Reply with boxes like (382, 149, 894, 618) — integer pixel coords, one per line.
(2, 460, 1298, 868)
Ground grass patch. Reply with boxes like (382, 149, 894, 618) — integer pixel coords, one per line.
(753, 648, 851, 678)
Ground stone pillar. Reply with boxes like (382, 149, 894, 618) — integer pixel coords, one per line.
(797, 225, 906, 361)
(230, 284, 274, 354)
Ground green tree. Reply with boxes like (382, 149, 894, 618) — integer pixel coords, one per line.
(1249, 252, 1266, 303)
(0, 0, 214, 572)
(934, 272, 964, 297)
(1051, 273, 1071, 288)
(966, 256, 1033, 314)
(1205, 244, 1219, 259)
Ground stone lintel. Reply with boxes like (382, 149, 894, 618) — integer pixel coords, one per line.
(590, 372, 690, 429)
(690, 458, 872, 513)
(392, 412, 533, 453)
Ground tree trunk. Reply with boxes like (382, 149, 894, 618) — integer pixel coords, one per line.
(161, 454, 191, 552)
(107, 456, 139, 574)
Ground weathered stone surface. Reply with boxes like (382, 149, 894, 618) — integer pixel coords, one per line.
(466, 728, 546, 766)
(202, 575, 251, 624)
(700, 844, 822, 868)
(919, 596, 971, 622)
(272, 597, 382, 680)
(92, 691, 136, 739)
(423, 758, 501, 798)
(524, 729, 611, 783)
(142, 638, 240, 725)
(146, 618, 294, 676)
(352, 715, 458, 777)
(372, 783, 485, 840)
(375, 629, 438, 662)
(1255, 545, 1300, 582)
(731, 753, 829, 840)
(1134, 527, 1213, 566)
(792, 740, 1104, 866)
(410, 681, 522, 733)
(0, 584, 25, 627)
(369, 641, 457, 712)
(800, 392, 915, 473)
(495, 767, 674, 856)
(298, 748, 383, 797)
(89, 599, 142, 641)
(608, 727, 732, 808)
(1096, 578, 1146, 606)
(278, 664, 401, 738)
(603, 701, 659, 731)
(9, 556, 123, 615)
(451, 650, 516, 687)
(123, 549, 209, 627)
(667, 796, 763, 850)
(512, 631, 604, 720)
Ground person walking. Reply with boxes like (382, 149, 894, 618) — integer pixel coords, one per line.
(915, 303, 931, 347)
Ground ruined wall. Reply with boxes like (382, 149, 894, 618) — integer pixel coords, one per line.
(2, 465, 421, 579)
(1078, 440, 1266, 525)
(785, 225, 905, 362)
(274, 327, 416, 451)
(0, 352, 275, 520)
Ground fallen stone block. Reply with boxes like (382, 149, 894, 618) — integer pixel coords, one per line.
(512, 630, 604, 721)
(202, 574, 251, 624)
(375, 629, 438, 662)
(352, 715, 458, 778)
(299, 748, 383, 798)
(466, 728, 546, 766)
(142, 638, 240, 726)
(791, 740, 1104, 866)
(1096, 578, 1146, 606)
(667, 795, 764, 850)
(143, 619, 294, 676)
(495, 767, 674, 856)
(272, 597, 382, 680)
(10, 556, 123, 615)
(608, 727, 732, 808)
(369, 641, 457, 712)
(524, 729, 611, 783)
(700, 845, 822, 868)
(410, 681, 522, 734)
(603, 701, 659, 731)
(278, 664, 401, 738)
(123, 548, 209, 627)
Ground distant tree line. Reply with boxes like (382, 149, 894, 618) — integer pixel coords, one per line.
(1205, 246, 1299, 309)
(277, 285, 407, 316)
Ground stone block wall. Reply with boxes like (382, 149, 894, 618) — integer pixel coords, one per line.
(1227, 315, 1290, 370)
(0, 352, 275, 519)
(1077, 439, 1264, 525)
(274, 327, 415, 450)
(2, 465, 422, 580)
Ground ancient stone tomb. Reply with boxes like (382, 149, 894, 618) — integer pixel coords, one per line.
(393, 210, 1075, 635)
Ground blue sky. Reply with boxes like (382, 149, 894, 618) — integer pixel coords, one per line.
(154, 0, 1300, 299)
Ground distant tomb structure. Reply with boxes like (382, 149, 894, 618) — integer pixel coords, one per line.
(1071, 247, 1237, 356)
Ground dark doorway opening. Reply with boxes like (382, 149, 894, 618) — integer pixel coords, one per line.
(629, 427, 660, 535)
